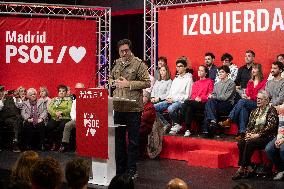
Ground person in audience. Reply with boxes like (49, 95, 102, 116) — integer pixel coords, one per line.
(65, 158, 90, 189)
(151, 64, 172, 104)
(154, 57, 193, 134)
(21, 88, 48, 151)
(154, 56, 168, 80)
(204, 52, 218, 81)
(39, 86, 51, 108)
(235, 50, 255, 92)
(108, 174, 134, 189)
(9, 150, 39, 188)
(139, 91, 156, 158)
(265, 103, 284, 180)
(232, 90, 278, 180)
(268, 54, 284, 80)
(0, 85, 22, 152)
(59, 83, 84, 152)
(31, 157, 63, 189)
(15, 86, 27, 102)
(215, 53, 238, 83)
(203, 65, 236, 137)
(46, 85, 72, 151)
(219, 64, 266, 140)
(265, 61, 284, 106)
(180, 65, 214, 137)
(143, 60, 156, 94)
(167, 178, 188, 189)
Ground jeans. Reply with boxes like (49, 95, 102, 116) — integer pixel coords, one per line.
(114, 111, 141, 175)
(154, 101, 182, 126)
(62, 120, 76, 143)
(203, 99, 233, 132)
(229, 99, 257, 133)
(265, 137, 284, 172)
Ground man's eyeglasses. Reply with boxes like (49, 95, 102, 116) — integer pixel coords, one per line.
(176, 65, 185, 68)
(120, 49, 130, 54)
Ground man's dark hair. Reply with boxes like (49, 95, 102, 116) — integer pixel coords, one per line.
(176, 59, 187, 67)
(245, 50, 255, 57)
(272, 61, 284, 72)
(205, 52, 215, 59)
(277, 54, 284, 60)
(31, 157, 63, 189)
(117, 39, 132, 50)
(65, 158, 90, 189)
(218, 65, 231, 74)
(57, 84, 67, 92)
(158, 56, 167, 64)
(221, 53, 233, 62)
(108, 174, 134, 189)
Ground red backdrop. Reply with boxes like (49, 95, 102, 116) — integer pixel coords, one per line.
(0, 17, 97, 97)
(158, 0, 284, 79)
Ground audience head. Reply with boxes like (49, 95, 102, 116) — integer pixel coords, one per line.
(31, 156, 63, 189)
(108, 174, 134, 189)
(217, 65, 230, 80)
(167, 178, 188, 189)
(277, 54, 284, 63)
(117, 39, 132, 62)
(11, 150, 39, 183)
(16, 86, 26, 99)
(232, 182, 253, 189)
(26, 88, 37, 102)
(198, 65, 209, 79)
(271, 61, 284, 77)
(221, 53, 233, 66)
(245, 50, 255, 64)
(158, 56, 168, 68)
(39, 87, 49, 98)
(143, 90, 151, 104)
(65, 158, 90, 189)
(256, 90, 270, 108)
(158, 64, 171, 81)
(57, 84, 68, 98)
(0, 85, 4, 98)
(176, 58, 187, 75)
(205, 52, 215, 67)
(251, 63, 264, 81)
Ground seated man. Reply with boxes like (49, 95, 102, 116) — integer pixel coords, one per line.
(0, 85, 22, 152)
(203, 65, 235, 137)
(265, 103, 284, 180)
(232, 90, 278, 180)
(154, 57, 193, 134)
(65, 158, 90, 189)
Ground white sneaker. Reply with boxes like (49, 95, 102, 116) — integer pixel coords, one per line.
(184, 130, 191, 137)
(169, 130, 177, 135)
(170, 124, 182, 132)
(273, 171, 284, 180)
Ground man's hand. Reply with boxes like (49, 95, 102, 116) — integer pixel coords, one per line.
(27, 118, 33, 123)
(245, 133, 259, 141)
(115, 77, 130, 88)
(195, 97, 201, 102)
(151, 97, 159, 103)
(275, 138, 284, 148)
(208, 94, 212, 99)
(38, 118, 43, 123)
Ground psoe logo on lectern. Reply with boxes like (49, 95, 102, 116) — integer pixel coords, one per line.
(83, 113, 100, 137)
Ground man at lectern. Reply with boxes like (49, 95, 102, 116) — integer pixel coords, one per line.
(110, 39, 150, 179)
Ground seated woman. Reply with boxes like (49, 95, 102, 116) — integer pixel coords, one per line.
(151, 64, 172, 104)
(265, 103, 284, 180)
(203, 65, 236, 137)
(232, 90, 278, 180)
(139, 91, 156, 159)
(220, 64, 266, 140)
(39, 86, 51, 108)
(180, 65, 214, 137)
(21, 88, 48, 150)
(46, 85, 72, 151)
